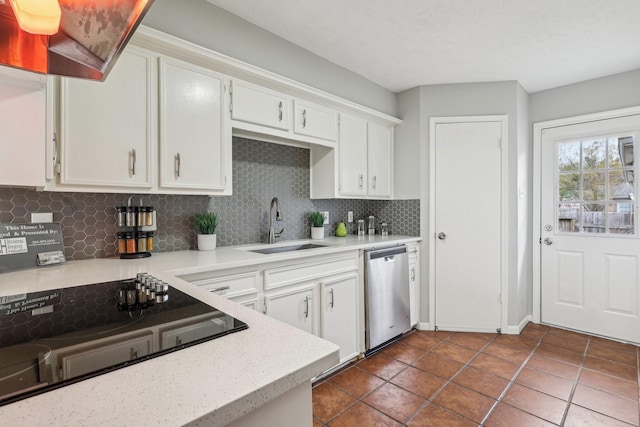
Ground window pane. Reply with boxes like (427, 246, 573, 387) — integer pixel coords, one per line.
(608, 202, 635, 234)
(582, 203, 606, 233)
(582, 139, 606, 170)
(608, 138, 622, 168)
(558, 203, 579, 232)
(558, 141, 580, 172)
(609, 170, 633, 200)
(559, 173, 580, 201)
(582, 172, 605, 201)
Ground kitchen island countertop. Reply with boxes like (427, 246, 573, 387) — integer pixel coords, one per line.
(0, 234, 419, 426)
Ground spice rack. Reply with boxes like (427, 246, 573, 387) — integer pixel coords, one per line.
(116, 196, 155, 259)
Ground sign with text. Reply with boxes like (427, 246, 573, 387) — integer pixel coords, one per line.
(0, 223, 65, 273)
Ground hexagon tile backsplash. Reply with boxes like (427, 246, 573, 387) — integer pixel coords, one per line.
(0, 137, 419, 261)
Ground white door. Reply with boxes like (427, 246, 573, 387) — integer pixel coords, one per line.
(265, 286, 316, 334)
(540, 114, 640, 343)
(432, 118, 505, 332)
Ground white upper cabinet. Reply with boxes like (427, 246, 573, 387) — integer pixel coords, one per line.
(338, 115, 368, 197)
(312, 113, 394, 199)
(59, 46, 153, 189)
(0, 68, 47, 188)
(293, 100, 338, 142)
(367, 121, 393, 198)
(159, 57, 230, 193)
(230, 79, 290, 131)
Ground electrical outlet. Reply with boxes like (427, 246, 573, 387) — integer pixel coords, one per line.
(31, 212, 53, 223)
(322, 211, 329, 225)
(347, 211, 353, 223)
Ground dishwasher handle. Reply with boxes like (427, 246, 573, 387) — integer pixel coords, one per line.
(365, 245, 407, 261)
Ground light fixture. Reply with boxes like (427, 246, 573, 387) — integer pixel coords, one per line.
(9, 0, 61, 35)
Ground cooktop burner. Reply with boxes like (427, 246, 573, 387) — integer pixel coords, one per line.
(0, 274, 247, 406)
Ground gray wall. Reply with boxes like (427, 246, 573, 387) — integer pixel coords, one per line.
(142, 0, 398, 117)
(529, 68, 640, 124)
(398, 81, 530, 328)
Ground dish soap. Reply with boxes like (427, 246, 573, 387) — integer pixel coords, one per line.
(335, 221, 347, 237)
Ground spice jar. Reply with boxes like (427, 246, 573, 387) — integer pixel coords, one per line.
(116, 206, 126, 227)
(117, 232, 127, 254)
(137, 232, 147, 252)
(125, 232, 136, 253)
(136, 206, 145, 226)
(125, 206, 135, 227)
(145, 207, 154, 226)
(146, 231, 154, 251)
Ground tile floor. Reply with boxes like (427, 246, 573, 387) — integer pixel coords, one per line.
(312, 323, 640, 426)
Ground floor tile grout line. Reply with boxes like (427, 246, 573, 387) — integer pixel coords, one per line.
(557, 334, 590, 426)
(480, 327, 550, 426)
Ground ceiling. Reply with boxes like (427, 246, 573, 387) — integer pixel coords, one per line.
(206, 0, 640, 94)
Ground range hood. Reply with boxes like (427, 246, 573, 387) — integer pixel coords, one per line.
(0, 0, 155, 81)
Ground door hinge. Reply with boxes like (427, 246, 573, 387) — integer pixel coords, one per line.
(539, 237, 542, 244)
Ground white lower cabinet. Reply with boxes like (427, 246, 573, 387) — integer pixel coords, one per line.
(407, 243, 421, 327)
(265, 285, 316, 335)
(320, 273, 359, 364)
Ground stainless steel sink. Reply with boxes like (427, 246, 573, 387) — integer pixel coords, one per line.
(249, 243, 327, 254)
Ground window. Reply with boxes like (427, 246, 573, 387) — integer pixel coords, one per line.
(557, 135, 635, 234)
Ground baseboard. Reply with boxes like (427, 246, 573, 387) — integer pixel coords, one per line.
(415, 322, 431, 331)
(503, 315, 533, 335)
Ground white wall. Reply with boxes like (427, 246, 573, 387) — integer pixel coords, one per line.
(142, 0, 398, 117)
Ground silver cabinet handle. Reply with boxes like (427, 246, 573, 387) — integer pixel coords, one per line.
(372, 175, 377, 189)
(302, 109, 307, 128)
(278, 101, 283, 121)
(438, 232, 446, 240)
(329, 288, 334, 308)
(130, 148, 136, 176)
(359, 174, 364, 189)
(130, 348, 138, 359)
(208, 285, 230, 293)
(543, 238, 553, 245)
(304, 295, 311, 318)
(175, 153, 181, 178)
(176, 337, 182, 346)
(411, 267, 416, 282)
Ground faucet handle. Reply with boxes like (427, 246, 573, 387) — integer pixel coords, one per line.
(275, 228, 284, 238)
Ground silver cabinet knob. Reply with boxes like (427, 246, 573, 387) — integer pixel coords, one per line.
(543, 238, 553, 245)
(438, 232, 446, 240)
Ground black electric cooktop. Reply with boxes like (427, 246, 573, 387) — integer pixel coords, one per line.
(0, 274, 248, 406)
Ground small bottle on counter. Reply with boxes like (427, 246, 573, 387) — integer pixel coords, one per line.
(136, 206, 145, 226)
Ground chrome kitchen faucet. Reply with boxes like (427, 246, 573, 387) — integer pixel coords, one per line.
(268, 197, 284, 244)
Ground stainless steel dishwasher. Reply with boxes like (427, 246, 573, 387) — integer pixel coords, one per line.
(364, 245, 411, 352)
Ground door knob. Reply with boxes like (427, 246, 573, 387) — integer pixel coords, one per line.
(438, 232, 446, 240)
(543, 238, 553, 245)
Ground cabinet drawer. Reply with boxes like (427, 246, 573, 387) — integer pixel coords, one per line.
(190, 271, 260, 298)
(264, 254, 358, 290)
(231, 80, 290, 131)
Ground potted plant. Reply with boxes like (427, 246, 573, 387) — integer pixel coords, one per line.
(310, 211, 325, 240)
(195, 211, 219, 251)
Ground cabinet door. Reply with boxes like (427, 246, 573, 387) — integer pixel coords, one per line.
(59, 47, 153, 188)
(293, 100, 338, 142)
(338, 114, 367, 196)
(231, 79, 290, 131)
(0, 71, 46, 187)
(265, 286, 315, 334)
(321, 274, 359, 364)
(367, 122, 393, 198)
(159, 57, 229, 192)
(58, 332, 153, 380)
(408, 245, 420, 327)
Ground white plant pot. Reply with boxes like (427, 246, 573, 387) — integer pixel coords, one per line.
(311, 226, 324, 240)
(197, 234, 217, 251)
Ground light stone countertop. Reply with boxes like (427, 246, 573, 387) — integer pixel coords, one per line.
(0, 235, 420, 426)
